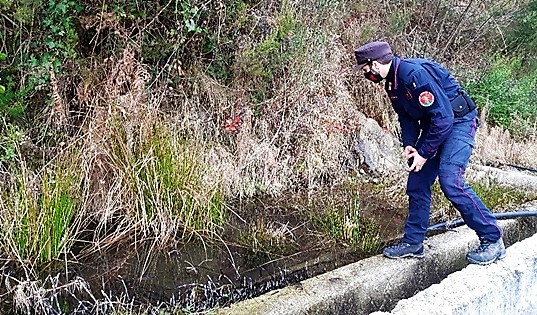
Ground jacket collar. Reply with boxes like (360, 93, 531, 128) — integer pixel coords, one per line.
(385, 56, 401, 90)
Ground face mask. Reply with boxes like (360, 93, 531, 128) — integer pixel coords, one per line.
(364, 69, 383, 83)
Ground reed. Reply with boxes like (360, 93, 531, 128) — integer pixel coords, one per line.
(104, 120, 225, 243)
(308, 193, 381, 255)
(0, 147, 82, 265)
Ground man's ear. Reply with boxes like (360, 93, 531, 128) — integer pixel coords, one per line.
(374, 61, 390, 77)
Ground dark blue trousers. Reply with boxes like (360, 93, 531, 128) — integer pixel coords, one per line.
(402, 113, 503, 244)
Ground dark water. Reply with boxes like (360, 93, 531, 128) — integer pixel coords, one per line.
(71, 238, 365, 312)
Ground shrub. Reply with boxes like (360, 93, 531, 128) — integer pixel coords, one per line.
(465, 56, 537, 136)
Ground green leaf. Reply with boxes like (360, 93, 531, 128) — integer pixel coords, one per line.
(0, 85, 5, 94)
(186, 19, 197, 32)
(0, 53, 6, 61)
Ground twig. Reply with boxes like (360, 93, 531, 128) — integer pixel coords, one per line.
(441, 0, 474, 57)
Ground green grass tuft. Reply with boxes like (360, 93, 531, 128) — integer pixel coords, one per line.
(0, 147, 82, 264)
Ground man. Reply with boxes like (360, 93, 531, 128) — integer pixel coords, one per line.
(353, 40, 505, 265)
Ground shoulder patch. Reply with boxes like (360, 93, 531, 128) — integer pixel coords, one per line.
(419, 91, 435, 107)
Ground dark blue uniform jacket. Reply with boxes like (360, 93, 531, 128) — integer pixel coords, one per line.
(384, 56, 462, 159)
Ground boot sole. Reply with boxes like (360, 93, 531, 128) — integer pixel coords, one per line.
(467, 251, 506, 266)
(384, 252, 425, 259)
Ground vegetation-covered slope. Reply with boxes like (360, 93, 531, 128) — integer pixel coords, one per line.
(1, 0, 537, 313)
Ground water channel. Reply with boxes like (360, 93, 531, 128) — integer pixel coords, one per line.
(0, 186, 429, 314)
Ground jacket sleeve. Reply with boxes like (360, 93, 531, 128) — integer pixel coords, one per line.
(391, 102, 420, 147)
(411, 70, 454, 159)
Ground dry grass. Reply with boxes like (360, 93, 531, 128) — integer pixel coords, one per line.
(475, 108, 537, 168)
(10, 274, 92, 315)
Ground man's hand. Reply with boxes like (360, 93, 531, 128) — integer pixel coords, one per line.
(403, 146, 427, 172)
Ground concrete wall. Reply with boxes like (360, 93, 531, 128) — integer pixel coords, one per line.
(216, 216, 537, 315)
(372, 232, 537, 315)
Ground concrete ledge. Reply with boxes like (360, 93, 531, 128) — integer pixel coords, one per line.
(216, 216, 537, 315)
(373, 232, 537, 315)
(469, 165, 537, 191)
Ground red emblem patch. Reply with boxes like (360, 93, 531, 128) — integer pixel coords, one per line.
(419, 91, 435, 107)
